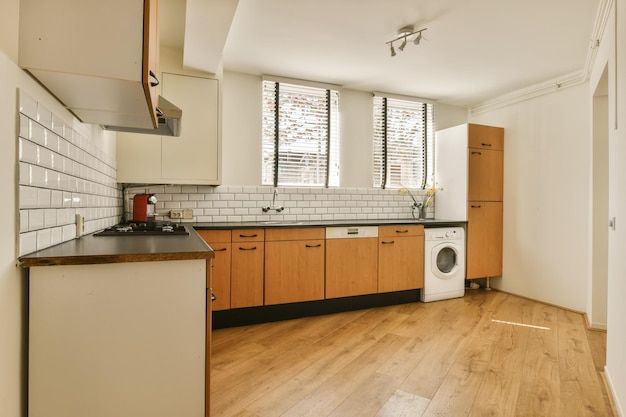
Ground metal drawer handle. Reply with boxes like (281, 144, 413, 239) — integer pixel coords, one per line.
(239, 234, 258, 238)
(471, 151, 482, 155)
(149, 70, 160, 87)
(381, 240, 395, 245)
(395, 229, 409, 234)
(239, 246, 257, 251)
(470, 205, 482, 208)
(305, 244, 322, 248)
(481, 142, 492, 147)
(213, 247, 227, 252)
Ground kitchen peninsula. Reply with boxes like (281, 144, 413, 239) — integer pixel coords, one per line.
(19, 228, 213, 417)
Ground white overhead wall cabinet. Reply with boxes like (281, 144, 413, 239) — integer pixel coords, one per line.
(116, 72, 221, 185)
(18, 0, 160, 130)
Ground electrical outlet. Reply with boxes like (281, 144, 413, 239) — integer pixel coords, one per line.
(170, 210, 183, 219)
(75, 214, 85, 237)
(183, 209, 194, 219)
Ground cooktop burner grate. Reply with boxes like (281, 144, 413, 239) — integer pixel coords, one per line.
(94, 222, 189, 236)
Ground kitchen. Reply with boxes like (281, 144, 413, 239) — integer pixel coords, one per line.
(2, 0, 626, 416)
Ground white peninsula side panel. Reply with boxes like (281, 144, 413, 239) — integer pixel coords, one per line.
(29, 259, 206, 417)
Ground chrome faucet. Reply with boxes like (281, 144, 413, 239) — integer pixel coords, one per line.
(262, 188, 285, 213)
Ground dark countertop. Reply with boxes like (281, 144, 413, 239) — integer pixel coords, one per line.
(19, 218, 466, 268)
(193, 218, 467, 229)
(19, 226, 214, 268)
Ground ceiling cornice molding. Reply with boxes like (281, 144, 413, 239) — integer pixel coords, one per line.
(470, 0, 614, 116)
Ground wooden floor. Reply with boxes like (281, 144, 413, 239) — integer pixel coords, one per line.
(210, 290, 614, 417)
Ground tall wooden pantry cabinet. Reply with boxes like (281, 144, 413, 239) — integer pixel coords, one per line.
(435, 123, 504, 281)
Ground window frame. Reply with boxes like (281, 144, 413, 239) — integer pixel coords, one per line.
(262, 79, 340, 188)
(372, 94, 435, 190)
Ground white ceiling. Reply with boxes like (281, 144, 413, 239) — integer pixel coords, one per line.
(160, 0, 601, 107)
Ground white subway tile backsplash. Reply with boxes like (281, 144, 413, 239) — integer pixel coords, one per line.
(17, 91, 122, 256)
(44, 209, 57, 228)
(29, 210, 44, 231)
(19, 91, 37, 119)
(19, 232, 37, 257)
(36, 228, 51, 251)
(50, 226, 63, 246)
(125, 183, 435, 226)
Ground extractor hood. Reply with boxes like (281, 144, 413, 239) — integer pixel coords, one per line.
(103, 95, 182, 137)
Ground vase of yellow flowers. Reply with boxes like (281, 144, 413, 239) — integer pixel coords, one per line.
(399, 183, 443, 220)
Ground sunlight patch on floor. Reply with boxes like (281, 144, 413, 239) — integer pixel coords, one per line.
(375, 389, 430, 417)
(491, 319, 550, 330)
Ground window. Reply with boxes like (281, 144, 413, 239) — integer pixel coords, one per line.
(262, 80, 340, 187)
(372, 95, 435, 189)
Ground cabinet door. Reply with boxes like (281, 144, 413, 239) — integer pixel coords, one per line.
(116, 74, 220, 185)
(378, 235, 424, 292)
(265, 239, 325, 305)
(467, 201, 503, 278)
(325, 238, 378, 298)
(468, 124, 504, 151)
(143, 0, 159, 127)
(231, 244, 264, 308)
(206, 279, 211, 417)
(468, 148, 503, 201)
(231, 229, 264, 308)
(207, 243, 231, 311)
(161, 74, 220, 183)
(196, 230, 231, 311)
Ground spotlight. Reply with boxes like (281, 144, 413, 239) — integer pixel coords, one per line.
(385, 25, 428, 56)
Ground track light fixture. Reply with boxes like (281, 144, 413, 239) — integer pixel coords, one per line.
(386, 25, 427, 57)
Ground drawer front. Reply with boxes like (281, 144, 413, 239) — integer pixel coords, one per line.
(232, 229, 265, 242)
(378, 225, 424, 237)
(265, 227, 325, 241)
(196, 229, 231, 243)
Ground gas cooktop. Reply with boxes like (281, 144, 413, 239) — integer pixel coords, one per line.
(94, 222, 189, 236)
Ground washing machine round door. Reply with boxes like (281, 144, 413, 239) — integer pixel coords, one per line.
(432, 243, 460, 279)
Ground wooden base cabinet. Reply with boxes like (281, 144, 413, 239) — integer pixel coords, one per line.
(378, 225, 424, 292)
(326, 237, 378, 298)
(467, 202, 503, 279)
(197, 230, 231, 311)
(231, 229, 265, 308)
(264, 228, 325, 305)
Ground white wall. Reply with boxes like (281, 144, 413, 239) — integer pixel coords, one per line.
(471, 1, 626, 413)
(2, 1, 120, 415)
(0, 48, 25, 417)
(470, 84, 591, 312)
(221, 71, 468, 187)
(604, 0, 626, 414)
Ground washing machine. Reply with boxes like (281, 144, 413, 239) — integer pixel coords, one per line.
(421, 227, 466, 302)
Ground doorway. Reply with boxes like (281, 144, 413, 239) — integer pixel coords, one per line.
(590, 65, 609, 329)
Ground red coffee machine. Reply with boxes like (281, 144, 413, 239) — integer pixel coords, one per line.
(132, 194, 157, 222)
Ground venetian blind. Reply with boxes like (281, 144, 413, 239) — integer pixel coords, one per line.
(372, 96, 435, 189)
(262, 81, 340, 187)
